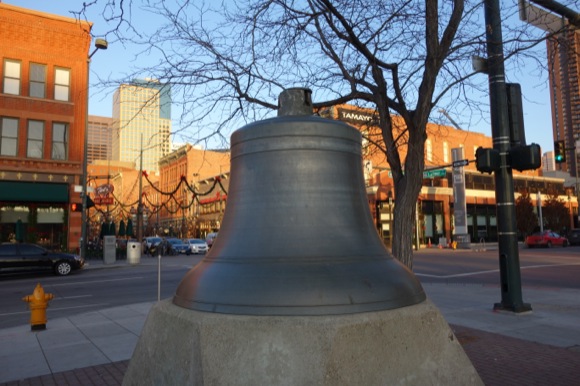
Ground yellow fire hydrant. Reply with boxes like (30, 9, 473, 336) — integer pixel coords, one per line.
(22, 283, 54, 331)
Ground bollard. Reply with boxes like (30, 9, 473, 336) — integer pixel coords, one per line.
(22, 283, 54, 331)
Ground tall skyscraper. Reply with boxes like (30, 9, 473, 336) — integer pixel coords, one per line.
(88, 115, 113, 165)
(112, 79, 172, 173)
(547, 30, 580, 178)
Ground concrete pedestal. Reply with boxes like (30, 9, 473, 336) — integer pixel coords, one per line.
(123, 299, 482, 385)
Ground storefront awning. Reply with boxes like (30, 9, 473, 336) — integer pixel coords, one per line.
(0, 181, 69, 203)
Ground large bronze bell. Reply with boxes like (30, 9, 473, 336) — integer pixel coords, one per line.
(173, 88, 425, 315)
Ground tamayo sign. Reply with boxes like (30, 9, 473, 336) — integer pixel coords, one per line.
(337, 108, 377, 125)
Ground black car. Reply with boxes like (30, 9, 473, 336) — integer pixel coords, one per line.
(568, 229, 580, 246)
(0, 243, 84, 276)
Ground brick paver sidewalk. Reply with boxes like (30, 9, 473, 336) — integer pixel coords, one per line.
(453, 325, 580, 386)
(3, 325, 579, 385)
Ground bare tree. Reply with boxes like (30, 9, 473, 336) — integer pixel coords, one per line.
(78, 0, 556, 268)
(542, 192, 570, 233)
(515, 191, 538, 239)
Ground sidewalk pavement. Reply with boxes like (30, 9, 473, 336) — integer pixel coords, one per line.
(1, 254, 580, 385)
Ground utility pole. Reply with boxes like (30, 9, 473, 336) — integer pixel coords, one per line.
(484, 0, 531, 312)
(81, 39, 107, 260)
(137, 134, 143, 243)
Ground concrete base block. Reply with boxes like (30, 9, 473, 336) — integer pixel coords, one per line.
(123, 299, 482, 385)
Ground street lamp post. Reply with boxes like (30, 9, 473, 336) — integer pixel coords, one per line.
(81, 38, 107, 260)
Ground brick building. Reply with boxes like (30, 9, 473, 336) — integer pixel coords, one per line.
(157, 145, 230, 238)
(321, 105, 570, 245)
(0, 3, 92, 250)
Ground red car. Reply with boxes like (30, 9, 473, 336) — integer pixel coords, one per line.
(525, 231, 569, 248)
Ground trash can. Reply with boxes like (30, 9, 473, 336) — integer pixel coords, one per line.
(127, 241, 141, 265)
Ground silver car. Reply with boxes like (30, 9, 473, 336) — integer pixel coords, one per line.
(187, 238, 209, 254)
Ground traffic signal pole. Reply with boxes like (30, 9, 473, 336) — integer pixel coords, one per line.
(484, 0, 531, 312)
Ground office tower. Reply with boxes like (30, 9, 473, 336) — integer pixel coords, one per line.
(88, 115, 113, 165)
(547, 31, 580, 178)
(112, 79, 171, 173)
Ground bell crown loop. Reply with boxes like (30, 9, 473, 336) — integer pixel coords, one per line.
(277, 88, 313, 116)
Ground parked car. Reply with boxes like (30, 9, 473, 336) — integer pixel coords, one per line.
(206, 232, 218, 249)
(568, 229, 580, 246)
(187, 238, 209, 254)
(0, 243, 84, 276)
(143, 237, 162, 253)
(525, 231, 569, 248)
(166, 238, 189, 255)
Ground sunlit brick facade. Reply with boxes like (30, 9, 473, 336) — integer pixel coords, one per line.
(0, 3, 92, 250)
(320, 105, 571, 246)
(157, 145, 230, 238)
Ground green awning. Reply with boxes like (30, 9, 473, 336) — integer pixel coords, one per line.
(0, 181, 69, 203)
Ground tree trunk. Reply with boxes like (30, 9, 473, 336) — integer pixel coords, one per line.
(391, 173, 423, 270)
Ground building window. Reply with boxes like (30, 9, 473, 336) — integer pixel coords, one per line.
(27, 120, 44, 158)
(3, 59, 21, 95)
(54, 68, 70, 101)
(1, 117, 19, 156)
(443, 142, 449, 163)
(426, 139, 433, 162)
(52, 122, 68, 160)
(29, 63, 46, 98)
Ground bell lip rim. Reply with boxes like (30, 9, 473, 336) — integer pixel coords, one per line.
(172, 291, 427, 316)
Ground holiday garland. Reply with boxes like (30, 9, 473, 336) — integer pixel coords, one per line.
(107, 173, 228, 216)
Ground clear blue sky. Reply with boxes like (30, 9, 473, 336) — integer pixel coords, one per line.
(5, 0, 557, 155)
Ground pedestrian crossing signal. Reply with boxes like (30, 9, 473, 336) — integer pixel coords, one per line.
(70, 203, 82, 212)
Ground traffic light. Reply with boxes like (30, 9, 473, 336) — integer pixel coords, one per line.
(70, 203, 82, 212)
(554, 140, 566, 163)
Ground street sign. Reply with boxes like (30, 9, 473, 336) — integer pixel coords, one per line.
(452, 159, 469, 168)
(423, 169, 446, 178)
(93, 196, 114, 205)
